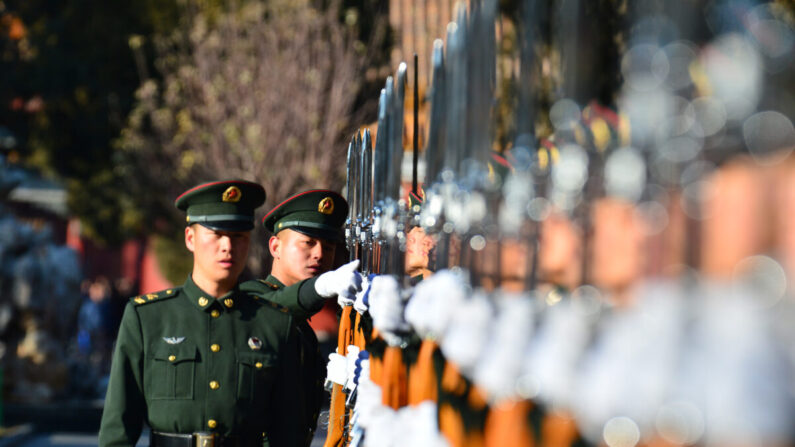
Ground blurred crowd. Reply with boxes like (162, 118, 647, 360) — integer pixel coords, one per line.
(0, 156, 131, 404)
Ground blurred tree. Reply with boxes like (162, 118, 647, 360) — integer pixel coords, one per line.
(0, 0, 182, 244)
(117, 0, 386, 278)
(0, 0, 387, 268)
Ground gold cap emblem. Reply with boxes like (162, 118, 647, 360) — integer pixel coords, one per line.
(222, 186, 242, 203)
(318, 197, 334, 215)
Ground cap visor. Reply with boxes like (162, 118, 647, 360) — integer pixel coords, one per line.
(289, 226, 343, 242)
(198, 221, 254, 232)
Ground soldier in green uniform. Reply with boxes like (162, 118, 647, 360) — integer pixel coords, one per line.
(99, 180, 304, 447)
(240, 189, 361, 446)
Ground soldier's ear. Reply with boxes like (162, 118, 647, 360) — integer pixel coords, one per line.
(268, 235, 280, 259)
(185, 226, 196, 253)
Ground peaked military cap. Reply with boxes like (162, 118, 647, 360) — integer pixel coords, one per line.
(263, 189, 348, 241)
(175, 180, 266, 231)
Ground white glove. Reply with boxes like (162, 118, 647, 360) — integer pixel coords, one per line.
(439, 290, 493, 376)
(472, 293, 535, 403)
(343, 345, 361, 392)
(325, 351, 348, 386)
(354, 274, 373, 314)
(364, 406, 398, 447)
(368, 275, 409, 345)
(315, 259, 363, 303)
(405, 269, 469, 340)
(402, 402, 450, 447)
(355, 373, 385, 429)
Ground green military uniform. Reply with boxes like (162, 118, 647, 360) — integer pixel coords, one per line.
(240, 275, 325, 446)
(240, 189, 349, 446)
(99, 180, 304, 446)
(240, 276, 324, 321)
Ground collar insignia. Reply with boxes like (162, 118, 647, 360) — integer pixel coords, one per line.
(248, 337, 263, 350)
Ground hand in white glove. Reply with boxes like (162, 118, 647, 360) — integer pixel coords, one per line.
(402, 402, 450, 447)
(355, 371, 384, 429)
(315, 259, 363, 304)
(363, 406, 398, 447)
(325, 351, 348, 386)
(405, 269, 469, 340)
(439, 290, 493, 375)
(368, 275, 410, 345)
(472, 293, 535, 403)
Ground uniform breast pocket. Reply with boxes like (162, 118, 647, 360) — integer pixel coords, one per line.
(237, 351, 276, 402)
(146, 343, 199, 400)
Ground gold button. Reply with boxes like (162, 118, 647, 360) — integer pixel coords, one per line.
(168, 355, 176, 362)
(166, 289, 172, 294)
(198, 297, 209, 306)
(255, 362, 263, 369)
(211, 310, 220, 318)
(211, 344, 220, 352)
(209, 380, 220, 390)
(224, 298, 234, 308)
(207, 419, 217, 429)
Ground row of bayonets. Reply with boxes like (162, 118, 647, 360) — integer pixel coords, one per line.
(344, 0, 638, 287)
(345, 0, 515, 284)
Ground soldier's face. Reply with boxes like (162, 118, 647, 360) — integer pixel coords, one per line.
(185, 224, 251, 288)
(269, 229, 336, 286)
(539, 212, 583, 290)
(405, 226, 436, 276)
(590, 198, 646, 297)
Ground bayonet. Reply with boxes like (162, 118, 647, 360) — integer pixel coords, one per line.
(359, 129, 374, 275)
(412, 53, 420, 198)
(345, 134, 360, 262)
(424, 39, 446, 187)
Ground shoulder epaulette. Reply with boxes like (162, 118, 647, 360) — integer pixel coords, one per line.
(251, 295, 291, 314)
(257, 279, 281, 290)
(131, 288, 180, 306)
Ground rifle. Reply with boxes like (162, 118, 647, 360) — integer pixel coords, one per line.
(326, 130, 366, 447)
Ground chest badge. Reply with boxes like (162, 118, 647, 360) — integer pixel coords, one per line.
(248, 337, 263, 350)
(163, 336, 186, 345)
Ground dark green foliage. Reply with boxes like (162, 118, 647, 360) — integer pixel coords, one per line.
(0, 0, 182, 244)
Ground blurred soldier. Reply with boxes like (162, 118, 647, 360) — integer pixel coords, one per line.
(99, 180, 305, 446)
(241, 189, 361, 446)
(405, 188, 436, 284)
